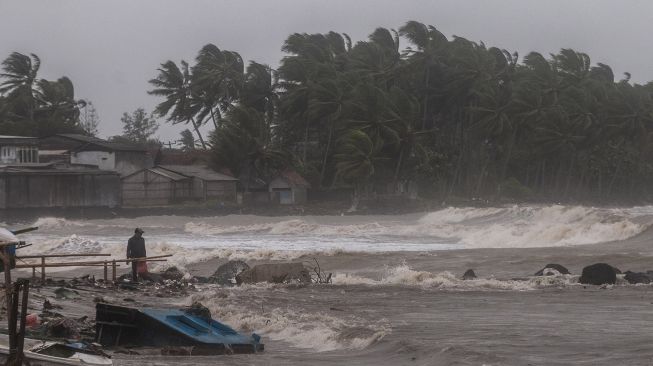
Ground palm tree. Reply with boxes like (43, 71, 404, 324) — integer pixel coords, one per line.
(0, 52, 41, 122)
(148, 60, 207, 148)
(192, 44, 244, 129)
(399, 21, 448, 129)
(334, 129, 383, 210)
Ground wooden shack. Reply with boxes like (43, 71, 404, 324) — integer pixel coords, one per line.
(121, 167, 191, 206)
(268, 170, 310, 205)
(158, 165, 238, 202)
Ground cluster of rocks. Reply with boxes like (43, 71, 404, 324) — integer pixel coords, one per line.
(461, 262, 653, 286)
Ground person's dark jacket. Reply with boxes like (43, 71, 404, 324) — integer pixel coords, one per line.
(127, 235, 146, 258)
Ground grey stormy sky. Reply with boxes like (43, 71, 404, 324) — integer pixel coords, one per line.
(1, 0, 652, 142)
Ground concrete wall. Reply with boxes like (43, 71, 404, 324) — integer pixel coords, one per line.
(115, 151, 153, 177)
(71, 151, 115, 170)
(71, 151, 152, 177)
(0, 172, 121, 209)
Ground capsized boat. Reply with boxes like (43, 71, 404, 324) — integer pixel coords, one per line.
(0, 334, 112, 365)
(95, 303, 263, 354)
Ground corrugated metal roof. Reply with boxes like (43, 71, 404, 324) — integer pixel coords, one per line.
(54, 134, 148, 152)
(279, 170, 310, 187)
(148, 167, 190, 181)
(158, 165, 238, 182)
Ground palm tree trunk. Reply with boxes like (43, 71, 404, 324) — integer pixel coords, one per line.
(392, 144, 406, 191)
(209, 106, 220, 130)
(421, 66, 431, 130)
(303, 118, 309, 164)
(319, 117, 336, 187)
(190, 117, 207, 149)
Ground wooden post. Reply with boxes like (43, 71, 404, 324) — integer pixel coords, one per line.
(32, 266, 35, 279)
(112, 260, 116, 282)
(104, 261, 108, 282)
(41, 256, 45, 282)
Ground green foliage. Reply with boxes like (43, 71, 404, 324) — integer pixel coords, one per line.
(179, 129, 195, 151)
(149, 22, 653, 202)
(0, 52, 86, 136)
(120, 108, 159, 143)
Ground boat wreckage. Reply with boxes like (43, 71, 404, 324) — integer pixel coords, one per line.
(95, 303, 263, 354)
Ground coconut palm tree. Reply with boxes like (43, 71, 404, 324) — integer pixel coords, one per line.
(148, 60, 207, 148)
(0, 52, 41, 122)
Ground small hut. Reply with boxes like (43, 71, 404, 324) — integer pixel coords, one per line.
(268, 170, 310, 205)
(158, 165, 238, 202)
(121, 167, 191, 206)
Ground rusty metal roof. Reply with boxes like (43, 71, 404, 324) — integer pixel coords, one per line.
(158, 165, 238, 182)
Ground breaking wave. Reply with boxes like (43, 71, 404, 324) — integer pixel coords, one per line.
(184, 205, 652, 248)
(332, 264, 580, 291)
(191, 291, 390, 352)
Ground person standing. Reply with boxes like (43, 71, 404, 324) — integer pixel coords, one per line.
(127, 228, 146, 281)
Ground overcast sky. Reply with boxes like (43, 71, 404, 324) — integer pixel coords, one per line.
(1, 0, 652, 142)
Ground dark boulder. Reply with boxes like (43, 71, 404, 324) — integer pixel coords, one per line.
(46, 317, 81, 339)
(534, 264, 570, 276)
(624, 271, 652, 284)
(211, 260, 250, 285)
(161, 267, 185, 281)
(579, 263, 617, 285)
(184, 301, 211, 321)
(462, 269, 477, 280)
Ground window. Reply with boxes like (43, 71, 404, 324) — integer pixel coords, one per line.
(16, 146, 38, 163)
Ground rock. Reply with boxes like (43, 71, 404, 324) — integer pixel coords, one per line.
(119, 283, 138, 291)
(462, 269, 477, 280)
(624, 271, 652, 284)
(194, 276, 211, 284)
(47, 317, 81, 339)
(42, 299, 62, 310)
(141, 272, 164, 283)
(236, 263, 311, 285)
(579, 263, 617, 285)
(93, 296, 106, 303)
(161, 346, 192, 356)
(123, 298, 135, 302)
(211, 260, 250, 285)
(184, 301, 211, 321)
(534, 264, 570, 276)
(162, 267, 184, 281)
(54, 287, 80, 300)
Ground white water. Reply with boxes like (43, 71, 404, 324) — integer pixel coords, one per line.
(13, 205, 653, 271)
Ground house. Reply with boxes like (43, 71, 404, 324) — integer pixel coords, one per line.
(0, 135, 39, 164)
(0, 166, 120, 209)
(268, 170, 310, 205)
(158, 165, 238, 202)
(121, 167, 192, 206)
(40, 134, 153, 176)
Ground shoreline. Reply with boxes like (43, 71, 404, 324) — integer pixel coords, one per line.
(2, 196, 650, 222)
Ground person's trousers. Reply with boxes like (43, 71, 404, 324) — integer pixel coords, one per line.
(131, 261, 138, 281)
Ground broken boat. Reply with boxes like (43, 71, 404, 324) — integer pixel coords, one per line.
(95, 304, 263, 354)
(0, 334, 112, 365)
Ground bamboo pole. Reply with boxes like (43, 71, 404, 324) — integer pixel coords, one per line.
(123, 254, 172, 263)
(18, 258, 167, 267)
(112, 260, 116, 282)
(41, 257, 45, 282)
(17, 253, 111, 259)
(15, 263, 122, 269)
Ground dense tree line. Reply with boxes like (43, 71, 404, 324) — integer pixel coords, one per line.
(0, 52, 93, 136)
(148, 21, 653, 203)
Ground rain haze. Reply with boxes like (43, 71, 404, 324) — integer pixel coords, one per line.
(1, 0, 652, 141)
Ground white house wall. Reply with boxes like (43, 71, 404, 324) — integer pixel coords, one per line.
(71, 151, 115, 170)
